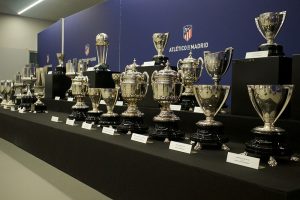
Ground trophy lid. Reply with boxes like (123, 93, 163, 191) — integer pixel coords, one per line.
(180, 51, 198, 64)
(156, 61, 178, 78)
(122, 59, 145, 80)
(96, 33, 109, 46)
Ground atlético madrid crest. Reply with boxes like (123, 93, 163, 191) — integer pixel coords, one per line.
(85, 43, 90, 56)
(183, 25, 192, 42)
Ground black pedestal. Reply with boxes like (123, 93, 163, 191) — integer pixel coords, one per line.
(153, 56, 168, 66)
(68, 108, 89, 121)
(291, 54, 300, 120)
(19, 95, 37, 111)
(99, 115, 121, 127)
(150, 120, 184, 141)
(231, 57, 292, 116)
(45, 74, 71, 99)
(83, 71, 118, 88)
(180, 95, 197, 111)
(258, 44, 284, 57)
(117, 116, 148, 134)
(33, 102, 47, 113)
(190, 123, 229, 149)
(85, 111, 103, 124)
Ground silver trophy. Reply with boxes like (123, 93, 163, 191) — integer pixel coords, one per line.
(55, 53, 65, 74)
(177, 51, 204, 111)
(20, 64, 37, 111)
(117, 59, 149, 134)
(85, 88, 102, 124)
(191, 85, 230, 150)
(255, 11, 286, 55)
(112, 73, 122, 100)
(204, 47, 233, 85)
(33, 67, 48, 113)
(14, 72, 24, 107)
(65, 59, 77, 98)
(246, 84, 298, 166)
(0, 80, 7, 106)
(151, 61, 184, 142)
(153, 32, 169, 65)
(99, 88, 120, 127)
(4, 80, 14, 109)
(95, 33, 109, 70)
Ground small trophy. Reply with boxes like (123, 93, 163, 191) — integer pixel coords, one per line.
(20, 64, 37, 111)
(151, 61, 184, 142)
(65, 59, 77, 98)
(94, 33, 109, 71)
(99, 88, 121, 127)
(191, 85, 230, 150)
(33, 67, 48, 113)
(245, 85, 299, 167)
(153, 32, 169, 65)
(85, 88, 103, 124)
(4, 80, 14, 109)
(117, 59, 149, 134)
(255, 11, 286, 56)
(54, 53, 65, 75)
(14, 72, 24, 107)
(177, 51, 204, 111)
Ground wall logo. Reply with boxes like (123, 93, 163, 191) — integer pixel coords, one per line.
(183, 25, 192, 42)
(85, 43, 90, 56)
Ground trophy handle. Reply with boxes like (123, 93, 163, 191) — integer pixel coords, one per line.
(223, 47, 234, 76)
(177, 59, 182, 71)
(214, 86, 230, 117)
(273, 84, 293, 125)
(274, 11, 287, 39)
(151, 70, 157, 84)
(247, 85, 264, 122)
(143, 71, 149, 96)
(197, 57, 204, 80)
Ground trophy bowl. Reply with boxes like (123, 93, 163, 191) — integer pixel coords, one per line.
(99, 88, 120, 127)
(204, 47, 233, 85)
(246, 84, 298, 166)
(95, 33, 109, 70)
(191, 84, 230, 150)
(255, 11, 286, 56)
(85, 88, 103, 124)
(152, 32, 169, 65)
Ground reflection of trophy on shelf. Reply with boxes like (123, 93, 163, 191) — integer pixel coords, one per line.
(117, 59, 149, 134)
(19, 64, 37, 111)
(33, 66, 48, 113)
(245, 85, 299, 167)
(191, 85, 230, 151)
(255, 11, 286, 56)
(151, 61, 184, 142)
(54, 53, 65, 75)
(85, 88, 103, 125)
(68, 63, 89, 121)
(4, 80, 14, 109)
(94, 33, 109, 71)
(99, 88, 120, 127)
(14, 72, 24, 107)
(177, 51, 203, 111)
(0, 80, 7, 106)
(153, 32, 169, 66)
(65, 59, 78, 98)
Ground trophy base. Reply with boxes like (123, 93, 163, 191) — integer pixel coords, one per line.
(68, 107, 89, 121)
(180, 95, 197, 111)
(34, 103, 47, 113)
(190, 123, 229, 150)
(99, 115, 121, 127)
(14, 97, 22, 106)
(258, 44, 284, 56)
(150, 120, 184, 142)
(85, 111, 103, 124)
(117, 116, 148, 134)
(94, 64, 109, 71)
(19, 96, 37, 111)
(153, 56, 169, 66)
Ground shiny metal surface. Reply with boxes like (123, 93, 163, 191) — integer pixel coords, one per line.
(34, 66, 48, 106)
(66, 60, 77, 78)
(4, 80, 14, 109)
(120, 59, 149, 117)
(100, 88, 119, 117)
(152, 61, 183, 121)
(193, 85, 230, 126)
(247, 84, 293, 133)
(56, 53, 64, 68)
(153, 32, 169, 58)
(0, 80, 7, 106)
(112, 73, 121, 89)
(71, 70, 89, 109)
(255, 11, 286, 46)
(95, 33, 109, 66)
(204, 47, 233, 85)
(88, 88, 102, 113)
(177, 51, 204, 96)
(21, 65, 37, 96)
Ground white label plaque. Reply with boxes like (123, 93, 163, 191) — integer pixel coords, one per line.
(245, 50, 269, 59)
(10, 107, 16, 111)
(81, 122, 93, 130)
(169, 141, 192, 154)
(116, 101, 123, 106)
(54, 96, 60, 100)
(142, 61, 155, 66)
(67, 97, 74, 102)
(194, 106, 204, 113)
(170, 104, 181, 111)
(226, 152, 260, 170)
(100, 100, 106, 105)
(66, 118, 75, 126)
(102, 127, 116, 135)
(51, 116, 59, 122)
(48, 71, 52, 75)
(131, 133, 149, 144)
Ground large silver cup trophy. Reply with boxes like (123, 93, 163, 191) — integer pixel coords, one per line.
(33, 67, 48, 113)
(255, 11, 286, 56)
(151, 61, 184, 142)
(99, 88, 120, 127)
(245, 84, 298, 167)
(94, 33, 109, 70)
(117, 59, 149, 134)
(191, 85, 230, 150)
(85, 88, 103, 125)
(204, 47, 233, 85)
(177, 51, 204, 111)
(0, 80, 7, 106)
(20, 64, 37, 111)
(153, 32, 169, 65)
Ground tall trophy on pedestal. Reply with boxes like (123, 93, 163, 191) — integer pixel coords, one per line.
(255, 11, 286, 56)
(33, 67, 48, 113)
(85, 88, 102, 124)
(151, 61, 184, 142)
(153, 32, 169, 65)
(117, 59, 149, 134)
(191, 85, 230, 150)
(20, 64, 37, 111)
(68, 64, 89, 121)
(99, 88, 120, 127)
(245, 85, 299, 167)
(65, 60, 77, 98)
(94, 33, 109, 71)
(177, 51, 204, 111)
(0, 80, 7, 107)
(14, 72, 24, 107)
(4, 80, 14, 109)
(54, 53, 65, 75)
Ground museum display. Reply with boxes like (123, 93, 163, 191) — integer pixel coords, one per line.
(54, 53, 65, 74)
(151, 61, 184, 142)
(65, 59, 77, 98)
(245, 84, 299, 167)
(255, 11, 286, 56)
(13, 72, 24, 107)
(68, 63, 89, 121)
(177, 51, 203, 111)
(112, 73, 122, 101)
(94, 33, 109, 70)
(0, 80, 7, 106)
(191, 85, 230, 150)
(85, 88, 103, 124)
(4, 80, 14, 109)
(33, 67, 48, 113)
(99, 88, 121, 127)
(117, 59, 149, 134)
(153, 32, 169, 65)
